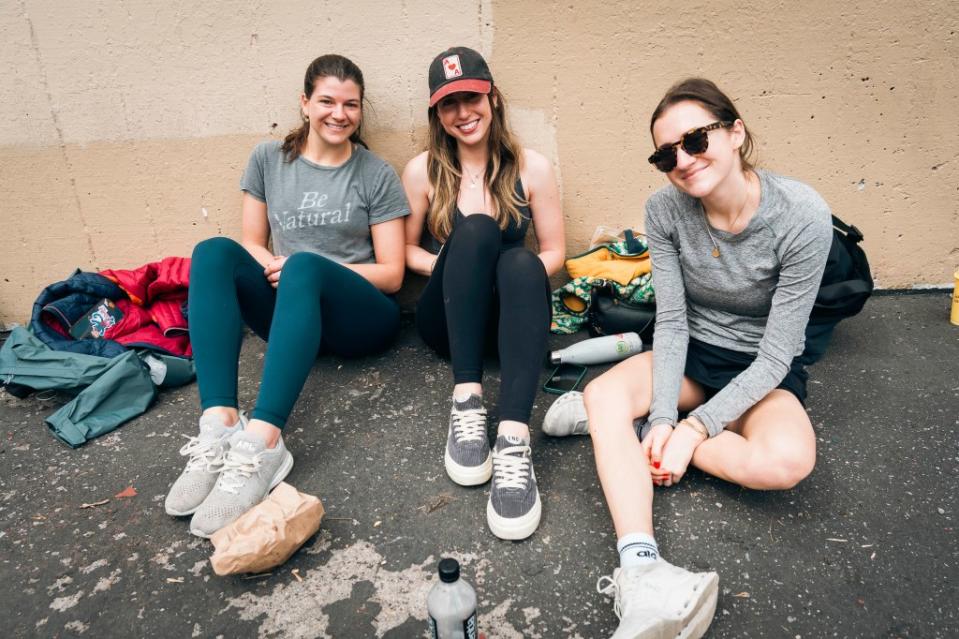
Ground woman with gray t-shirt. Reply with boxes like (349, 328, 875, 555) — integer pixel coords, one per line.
(544, 78, 832, 639)
(164, 55, 410, 539)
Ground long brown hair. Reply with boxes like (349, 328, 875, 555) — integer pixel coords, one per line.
(650, 78, 756, 171)
(426, 86, 527, 242)
(281, 54, 369, 163)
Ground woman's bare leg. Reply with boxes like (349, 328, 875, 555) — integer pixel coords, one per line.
(584, 352, 705, 536)
(691, 389, 816, 490)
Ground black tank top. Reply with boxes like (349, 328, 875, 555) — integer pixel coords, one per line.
(425, 178, 531, 254)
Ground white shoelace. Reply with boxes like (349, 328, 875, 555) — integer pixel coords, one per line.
(216, 450, 263, 495)
(596, 575, 622, 619)
(178, 434, 225, 473)
(451, 408, 487, 443)
(596, 570, 652, 620)
(491, 445, 532, 489)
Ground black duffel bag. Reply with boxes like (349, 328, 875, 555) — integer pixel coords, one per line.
(587, 281, 656, 344)
(587, 214, 872, 362)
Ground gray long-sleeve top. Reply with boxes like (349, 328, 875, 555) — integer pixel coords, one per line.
(645, 170, 833, 437)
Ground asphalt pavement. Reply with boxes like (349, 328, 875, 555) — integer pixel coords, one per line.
(1, 292, 956, 638)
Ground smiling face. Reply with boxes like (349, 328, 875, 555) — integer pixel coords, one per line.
(435, 91, 494, 147)
(300, 75, 362, 149)
(651, 100, 746, 199)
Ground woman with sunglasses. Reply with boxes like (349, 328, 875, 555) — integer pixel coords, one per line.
(544, 78, 832, 638)
(402, 47, 565, 540)
(164, 55, 409, 538)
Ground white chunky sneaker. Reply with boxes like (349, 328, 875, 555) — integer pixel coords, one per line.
(189, 430, 293, 538)
(164, 412, 247, 517)
(543, 391, 652, 440)
(542, 391, 588, 437)
(596, 560, 719, 639)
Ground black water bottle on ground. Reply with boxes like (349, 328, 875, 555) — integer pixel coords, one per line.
(427, 558, 478, 639)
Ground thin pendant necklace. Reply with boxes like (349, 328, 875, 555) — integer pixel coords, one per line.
(463, 165, 484, 189)
(703, 175, 753, 258)
(457, 163, 488, 213)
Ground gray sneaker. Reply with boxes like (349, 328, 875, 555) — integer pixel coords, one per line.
(543, 391, 651, 440)
(444, 394, 492, 486)
(596, 560, 719, 639)
(486, 435, 541, 540)
(165, 412, 247, 517)
(189, 430, 294, 538)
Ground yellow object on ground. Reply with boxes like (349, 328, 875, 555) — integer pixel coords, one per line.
(565, 245, 651, 287)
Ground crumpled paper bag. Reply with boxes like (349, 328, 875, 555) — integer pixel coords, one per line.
(210, 482, 324, 575)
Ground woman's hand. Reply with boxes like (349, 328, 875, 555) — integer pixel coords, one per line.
(264, 256, 287, 288)
(642, 422, 674, 485)
(657, 418, 708, 487)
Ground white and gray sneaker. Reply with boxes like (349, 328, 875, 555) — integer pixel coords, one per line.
(164, 412, 247, 517)
(487, 435, 541, 540)
(542, 391, 589, 436)
(596, 560, 719, 639)
(445, 394, 492, 486)
(543, 391, 651, 440)
(189, 430, 293, 538)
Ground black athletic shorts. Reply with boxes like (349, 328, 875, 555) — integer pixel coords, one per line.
(683, 338, 808, 406)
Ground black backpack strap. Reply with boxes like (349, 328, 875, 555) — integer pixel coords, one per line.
(832, 214, 864, 244)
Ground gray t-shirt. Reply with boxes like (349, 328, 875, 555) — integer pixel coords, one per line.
(645, 169, 833, 436)
(240, 141, 410, 264)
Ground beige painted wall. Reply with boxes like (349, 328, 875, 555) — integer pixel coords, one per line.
(1, 0, 957, 325)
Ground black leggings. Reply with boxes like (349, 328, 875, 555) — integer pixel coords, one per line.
(416, 214, 550, 424)
(189, 237, 400, 428)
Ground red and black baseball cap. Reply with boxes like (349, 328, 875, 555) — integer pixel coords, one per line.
(428, 46, 493, 107)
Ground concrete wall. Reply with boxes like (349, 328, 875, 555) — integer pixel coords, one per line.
(2, 0, 956, 325)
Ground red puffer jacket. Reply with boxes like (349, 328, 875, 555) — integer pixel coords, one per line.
(97, 257, 192, 356)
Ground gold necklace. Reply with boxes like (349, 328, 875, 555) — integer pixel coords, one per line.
(702, 175, 753, 258)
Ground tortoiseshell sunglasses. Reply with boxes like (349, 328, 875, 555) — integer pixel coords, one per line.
(647, 121, 733, 173)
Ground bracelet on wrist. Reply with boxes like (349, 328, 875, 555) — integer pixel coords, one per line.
(679, 419, 709, 440)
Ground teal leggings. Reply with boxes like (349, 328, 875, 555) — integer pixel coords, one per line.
(188, 237, 400, 428)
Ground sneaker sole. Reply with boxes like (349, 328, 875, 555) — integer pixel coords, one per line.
(445, 448, 492, 486)
(542, 391, 588, 437)
(676, 571, 719, 639)
(165, 502, 202, 517)
(188, 451, 295, 539)
(486, 491, 542, 540)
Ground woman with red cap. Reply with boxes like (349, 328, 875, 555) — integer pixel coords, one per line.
(402, 46, 565, 541)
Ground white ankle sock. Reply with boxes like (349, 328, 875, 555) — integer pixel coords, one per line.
(617, 532, 659, 568)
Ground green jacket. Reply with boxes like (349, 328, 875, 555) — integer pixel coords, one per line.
(0, 327, 193, 447)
